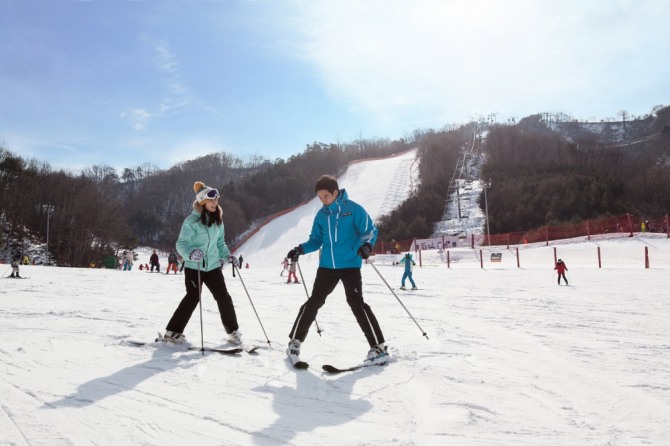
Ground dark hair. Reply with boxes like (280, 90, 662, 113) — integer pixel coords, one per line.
(200, 206, 222, 227)
(314, 175, 339, 194)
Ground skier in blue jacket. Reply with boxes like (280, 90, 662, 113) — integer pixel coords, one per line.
(399, 253, 418, 290)
(286, 175, 389, 366)
(162, 181, 242, 346)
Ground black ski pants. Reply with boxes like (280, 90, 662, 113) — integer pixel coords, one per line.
(166, 267, 239, 335)
(289, 267, 385, 347)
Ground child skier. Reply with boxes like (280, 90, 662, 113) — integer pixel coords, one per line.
(9, 256, 22, 278)
(166, 249, 179, 274)
(554, 259, 568, 285)
(286, 259, 299, 283)
(399, 253, 417, 290)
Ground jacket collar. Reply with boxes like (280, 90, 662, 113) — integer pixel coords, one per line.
(325, 188, 348, 213)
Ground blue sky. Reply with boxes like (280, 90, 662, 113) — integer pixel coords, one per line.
(1, 0, 669, 172)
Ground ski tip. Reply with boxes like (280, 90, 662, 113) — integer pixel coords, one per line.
(293, 361, 309, 369)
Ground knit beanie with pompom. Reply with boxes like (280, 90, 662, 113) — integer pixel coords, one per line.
(194, 181, 217, 205)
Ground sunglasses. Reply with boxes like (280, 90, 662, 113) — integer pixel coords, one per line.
(205, 189, 220, 199)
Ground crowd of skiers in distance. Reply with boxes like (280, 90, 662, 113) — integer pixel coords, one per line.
(113, 249, 248, 274)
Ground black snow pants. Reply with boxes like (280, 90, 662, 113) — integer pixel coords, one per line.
(289, 267, 385, 347)
(166, 267, 239, 335)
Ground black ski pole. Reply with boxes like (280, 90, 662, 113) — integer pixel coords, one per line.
(233, 264, 271, 346)
(296, 261, 322, 336)
(197, 259, 205, 355)
(369, 262, 429, 340)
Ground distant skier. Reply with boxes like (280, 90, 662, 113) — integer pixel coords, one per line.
(554, 259, 568, 285)
(9, 255, 22, 278)
(399, 253, 418, 290)
(166, 249, 179, 274)
(150, 250, 160, 272)
(286, 259, 299, 284)
(122, 251, 134, 271)
(280, 258, 289, 276)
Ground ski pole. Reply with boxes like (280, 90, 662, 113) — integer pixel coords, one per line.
(296, 261, 322, 336)
(233, 264, 271, 346)
(197, 260, 205, 355)
(369, 262, 429, 340)
(1, 265, 10, 278)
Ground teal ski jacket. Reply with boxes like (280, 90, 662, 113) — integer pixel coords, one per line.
(300, 188, 377, 269)
(176, 203, 231, 272)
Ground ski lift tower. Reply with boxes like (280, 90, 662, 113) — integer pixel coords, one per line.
(42, 204, 55, 265)
(483, 180, 491, 246)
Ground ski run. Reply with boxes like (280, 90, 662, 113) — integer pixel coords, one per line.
(2, 150, 670, 445)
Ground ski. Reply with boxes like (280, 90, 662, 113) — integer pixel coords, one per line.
(127, 340, 243, 355)
(193, 346, 243, 355)
(216, 342, 260, 354)
(287, 354, 309, 369)
(321, 356, 389, 374)
(322, 361, 387, 374)
(242, 343, 260, 354)
(322, 364, 368, 374)
(5, 276, 28, 279)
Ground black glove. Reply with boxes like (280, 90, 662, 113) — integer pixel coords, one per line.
(228, 255, 240, 268)
(287, 246, 304, 262)
(357, 243, 373, 259)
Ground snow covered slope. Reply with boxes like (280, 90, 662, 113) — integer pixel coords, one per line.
(2, 146, 670, 446)
(236, 149, 418, 267)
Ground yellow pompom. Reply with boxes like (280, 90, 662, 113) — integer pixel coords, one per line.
(193, 181, 206, 193)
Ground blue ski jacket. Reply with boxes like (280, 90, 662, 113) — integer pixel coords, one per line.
(400, 255, 415, 273)
(176, 203, 231, 272)
(300, 188, 377, 269)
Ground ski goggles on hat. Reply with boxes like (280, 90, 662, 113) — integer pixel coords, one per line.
(205, 189, 220, 199)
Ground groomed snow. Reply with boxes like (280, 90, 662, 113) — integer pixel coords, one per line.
(2, 151, 669, 445)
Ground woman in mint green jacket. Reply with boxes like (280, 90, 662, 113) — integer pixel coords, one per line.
(163, 181, 242, 346)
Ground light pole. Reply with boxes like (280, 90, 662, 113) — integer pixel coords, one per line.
(483, 179, 491, 246)
(42, 205, 55, 265)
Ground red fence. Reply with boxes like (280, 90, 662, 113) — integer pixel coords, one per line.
(483, 213, 669, 247)
(373, 213, 669, 254)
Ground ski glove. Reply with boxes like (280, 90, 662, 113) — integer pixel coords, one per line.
(228, 255, 240, 268)
(287, 245, 304, 262)
(357, 243, 373, 259)
(189, 249, 204, 261)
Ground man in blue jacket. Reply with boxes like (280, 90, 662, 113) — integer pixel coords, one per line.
(286, 175, 389, 366)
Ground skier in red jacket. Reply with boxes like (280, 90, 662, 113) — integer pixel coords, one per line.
(554, 259, 568, 285)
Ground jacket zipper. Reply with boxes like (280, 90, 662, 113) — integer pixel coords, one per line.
(327, 212, 336, 268)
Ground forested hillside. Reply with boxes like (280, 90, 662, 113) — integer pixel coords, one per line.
(375, 127, 468, 240)
(2, 105, 668, 267)
(0, 136, 411, 266)
(482, 106, 670, 233)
